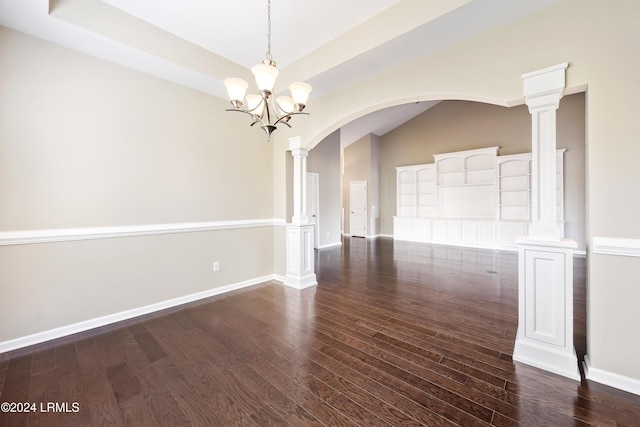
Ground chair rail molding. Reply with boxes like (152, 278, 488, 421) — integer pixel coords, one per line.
(592, 237, 640, 257)
(0, 219, 286, 246)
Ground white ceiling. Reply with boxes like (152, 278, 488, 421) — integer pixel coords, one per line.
(101, 0, 404, 69)
(0, 0, 562, 138)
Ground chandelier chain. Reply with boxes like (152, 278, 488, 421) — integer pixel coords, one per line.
(266, 0, 273, 62)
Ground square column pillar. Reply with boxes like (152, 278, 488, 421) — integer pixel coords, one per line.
(514, 63, 579, 380)
(523, 63, 566, 241)
(289, 136, 309, 225)
(284, 136, 317, 290)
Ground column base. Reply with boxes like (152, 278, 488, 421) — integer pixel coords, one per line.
(514, 237, 579, 381)
(284, 224, 317, 291)
(283, 274, 317, 290)
(514, 332, 580, 380)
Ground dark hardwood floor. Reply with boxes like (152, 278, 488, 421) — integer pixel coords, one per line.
(2, 237, 639, 426)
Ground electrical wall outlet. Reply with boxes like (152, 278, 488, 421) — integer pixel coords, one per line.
(213, 261, 220, 272)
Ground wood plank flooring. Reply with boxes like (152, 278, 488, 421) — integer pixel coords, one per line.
(2, 237, 640, 426)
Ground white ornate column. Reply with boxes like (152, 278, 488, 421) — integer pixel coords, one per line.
(526, 63, 565, 241)
(284, 136, 317, 290)
(290, 136, 309, 224)
(513, 63, 580, 380)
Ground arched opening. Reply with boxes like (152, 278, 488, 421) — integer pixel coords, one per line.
(306, 95, 586, 250)
(304, 92, 587, 364)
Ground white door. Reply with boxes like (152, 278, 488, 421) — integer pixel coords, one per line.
(306, 173, 319, 249)
(350, 181, 367, 237)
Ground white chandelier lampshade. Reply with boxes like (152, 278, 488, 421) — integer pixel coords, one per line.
(288, 82, 312, 108)
(222, 0, 311, 140)
(246, 93, 265, 116)
(222, 77, 249, 108)
(277, 96, 294, 115)
(251, 62, 279, 93)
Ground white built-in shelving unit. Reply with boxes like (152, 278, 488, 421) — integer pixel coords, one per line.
(393, 147, 565, 250)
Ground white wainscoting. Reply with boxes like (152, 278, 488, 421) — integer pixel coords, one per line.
(0, 275, 280, 354)
(0, 219, 286, 246)
(0, 218, 287, 353)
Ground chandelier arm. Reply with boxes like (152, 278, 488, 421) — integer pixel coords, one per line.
(272, 111, 309, 127)
(225, 108, 267, 127)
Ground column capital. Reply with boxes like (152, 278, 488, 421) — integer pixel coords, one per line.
(522, 63, 568, 110)
(525, 92, 563, 113)
(290, 147, 309, 158)
(288, 136, 308, 156)
(522, 62, 568, 98)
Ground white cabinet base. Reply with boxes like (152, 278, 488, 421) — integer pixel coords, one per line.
(513, 237, 579, 380)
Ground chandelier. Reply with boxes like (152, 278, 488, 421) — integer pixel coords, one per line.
(223, 0, 312, 140)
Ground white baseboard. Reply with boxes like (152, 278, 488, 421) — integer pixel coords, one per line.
(513, 336, 580, 381)
(341, 233, 381, 239)
(583, 355, 640, 396)
(318, 241, 342, 249)
(0, 274, 281, 354)
(283, 273, 317, 290)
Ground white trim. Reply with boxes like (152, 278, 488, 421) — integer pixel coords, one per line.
(318, 241, 343, 249)
(282, 274, 317, 290)
(592, 237, 640, 258)
(583, 355, 640, 396)
(0, 219, 286, 246)
(0, 274, 282, 354)
(513, 336, 580, 381)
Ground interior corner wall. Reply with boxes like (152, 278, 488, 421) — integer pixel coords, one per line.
(342, 134, 380, 237)
(0, 27, 276, 346)
(378, 95, 586, 251)
(307, 130, 342, 248)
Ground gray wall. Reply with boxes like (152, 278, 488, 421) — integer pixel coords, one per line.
(307, 130, 342, 248)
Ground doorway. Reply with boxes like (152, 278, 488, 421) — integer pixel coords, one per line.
(349, 181, 367, 237)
